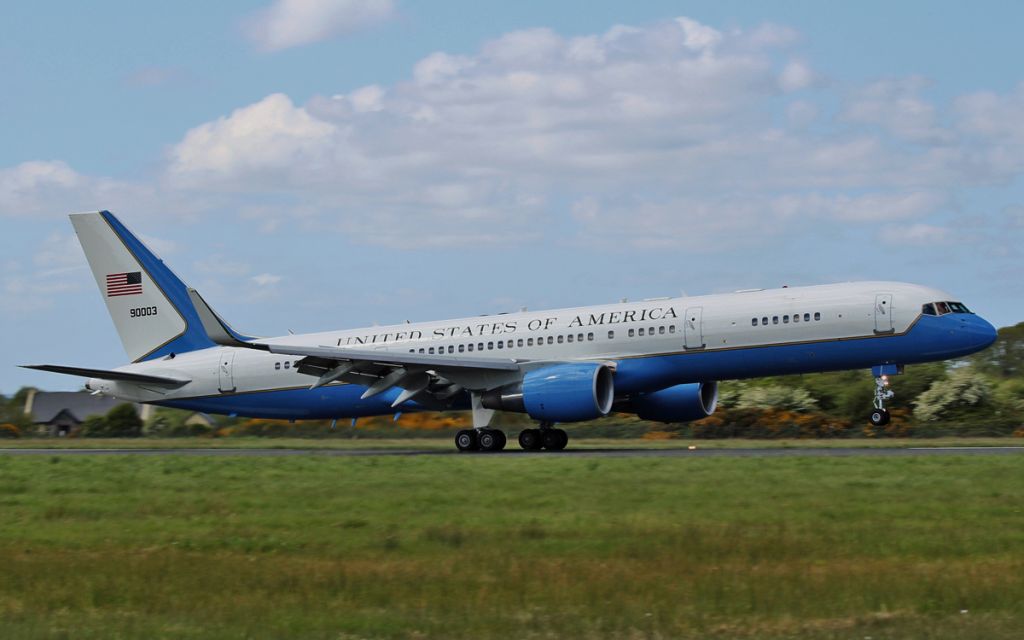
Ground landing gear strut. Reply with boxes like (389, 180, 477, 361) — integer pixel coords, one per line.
(518, 422, 568, 452)
(870, 374, 895, 427)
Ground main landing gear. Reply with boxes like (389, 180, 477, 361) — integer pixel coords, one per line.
(518, 422, 568, 452)
(459, 392, 569, 452)
(869, 365, 901, 427)
(454, 425, 569, 452)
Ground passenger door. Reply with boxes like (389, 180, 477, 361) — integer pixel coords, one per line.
(874, 293, 894, 333)
(684, 306, 705, 349)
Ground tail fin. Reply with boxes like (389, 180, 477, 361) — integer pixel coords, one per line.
(70, 211, 251, 362)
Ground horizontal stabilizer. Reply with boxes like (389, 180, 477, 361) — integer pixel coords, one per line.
(20, 364, 191, 387)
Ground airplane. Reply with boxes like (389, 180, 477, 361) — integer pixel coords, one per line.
(23, 211, 998, 452)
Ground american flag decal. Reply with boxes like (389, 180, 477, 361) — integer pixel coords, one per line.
(106, 271, 143, 297)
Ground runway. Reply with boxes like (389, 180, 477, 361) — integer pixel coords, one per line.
(2, 446, 1023, 458)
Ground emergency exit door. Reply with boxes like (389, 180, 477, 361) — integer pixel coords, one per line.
(218, 349, 236, 393)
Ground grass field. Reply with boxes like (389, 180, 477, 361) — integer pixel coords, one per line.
(1, 454, 1022, 639)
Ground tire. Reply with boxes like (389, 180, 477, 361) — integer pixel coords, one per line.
(869, 409, 891, 427)
(479, 429, 505, 452)
(518, 428, 542, 451)
(542, 429, 567, 451)
(455, 429, 479, 452)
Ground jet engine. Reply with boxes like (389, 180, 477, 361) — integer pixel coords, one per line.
(624, 382, 718, 423)
(481, 362, 614, 422)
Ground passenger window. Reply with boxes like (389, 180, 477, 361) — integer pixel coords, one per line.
(458, 344, 465, 353)
(468, 344, 474, 352)
(497, 341, 503, 349)
(629, 328, 635, 337)
(527, 338, 534, 346)
(638, 328, 645, 336)
(762, 317, 768, 326)
(557, 335, 564, 344)
(488, 342, 494, 350)
(567, 334, 574, 343)
(429, 347, 435, 354)
(588, 332, 594, 341)
(668, 325, 675, 333)
(518, 339, 524, 347)
(419, 348, 425, 354)
(783, 315, 789, 324)
(478, 343, 484, 351)
(751, 318, 757, 326)
(409, 349, 414, 353)
(608, 331, 615, 339)
(793, 314, 800, 323)
(507, 340, 513, 348)
(547, 336, 554, 345)
(772, 316, 779, 325)
(814, 312, 821, 321)
(275, 362, 281, 370)
(284, 361, 290, 369)
(649, 327, 654, 335)
(804, 313, 810, 322)
(578, 333, 584, 342)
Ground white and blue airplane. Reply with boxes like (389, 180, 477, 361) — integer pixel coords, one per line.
(25, 211, 997, 451)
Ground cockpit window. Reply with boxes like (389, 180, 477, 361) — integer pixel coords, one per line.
(922, 303, 936, 316)
(934, 302, 951, 315)
(947, 302, 972, 314)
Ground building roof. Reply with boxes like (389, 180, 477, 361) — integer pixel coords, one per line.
(28, 391, 133, 424)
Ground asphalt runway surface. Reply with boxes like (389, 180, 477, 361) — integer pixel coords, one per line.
(2, 446, 1023, 458)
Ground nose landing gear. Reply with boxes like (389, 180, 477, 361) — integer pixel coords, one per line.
(869, 365, 902, 427)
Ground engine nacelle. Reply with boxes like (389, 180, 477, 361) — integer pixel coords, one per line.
(481, 362, 615, 423)
(627, 382, 718, 423)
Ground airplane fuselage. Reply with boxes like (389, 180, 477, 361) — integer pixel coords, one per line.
(88, 280, 996, 420)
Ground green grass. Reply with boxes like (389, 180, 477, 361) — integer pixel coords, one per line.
(1, 436, 1021, 450)
(0, 454, 1022, 638)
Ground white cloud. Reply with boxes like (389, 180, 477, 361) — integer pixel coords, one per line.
(252, 273, 283, 286)
(879, 223, 951, 246)
(840, 77, 952, 144)
(243, 0, 395, 52)
(166, 93, 336, 188)
(0, 161, 152, 218)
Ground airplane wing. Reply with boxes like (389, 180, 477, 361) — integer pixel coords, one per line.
(187, 286, 523, 407)
(20, 364, 191, 387)
(258, 342, 522, 408)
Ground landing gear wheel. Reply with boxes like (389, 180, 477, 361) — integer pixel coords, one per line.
(542, 428, 568, 451)
(478, 429, 507, 452)
(869, 409, 891, 427)
(518, 428, 543, 451)
(455, 429, 479, 452)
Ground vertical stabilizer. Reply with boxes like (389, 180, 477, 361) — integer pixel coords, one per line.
(70, 211, 217, 362)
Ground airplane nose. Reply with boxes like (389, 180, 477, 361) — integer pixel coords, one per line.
(966, 316, 998, 351)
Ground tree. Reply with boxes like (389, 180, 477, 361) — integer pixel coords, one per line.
(970, 322, 1024, 378)
(105, 404, 143, 437)
(913, 367, 993, 422)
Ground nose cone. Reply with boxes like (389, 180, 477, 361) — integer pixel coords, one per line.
(964, 315, 998, 353)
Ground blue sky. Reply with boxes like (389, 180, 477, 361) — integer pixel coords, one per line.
(2, 0, 1023, 394)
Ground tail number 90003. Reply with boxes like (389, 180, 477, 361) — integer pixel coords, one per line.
(130, 306, 158, 318)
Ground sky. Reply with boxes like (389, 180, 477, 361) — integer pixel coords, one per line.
(2, 0, 1024, 394)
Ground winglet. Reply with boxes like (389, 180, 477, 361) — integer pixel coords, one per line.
(186, 288, 263, 349)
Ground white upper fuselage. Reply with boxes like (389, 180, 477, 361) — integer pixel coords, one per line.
(94, 280, 958, 404)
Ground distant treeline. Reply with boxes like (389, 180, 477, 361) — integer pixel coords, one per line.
(3, 322, 1022, 440)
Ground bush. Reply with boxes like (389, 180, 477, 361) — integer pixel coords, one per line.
(0, 423, 21, 438)
(81, 404, 143, 438)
